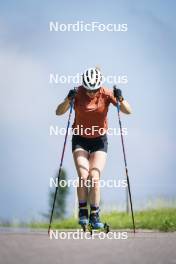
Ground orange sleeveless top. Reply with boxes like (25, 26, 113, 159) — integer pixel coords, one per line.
(72, 86, 117, 138)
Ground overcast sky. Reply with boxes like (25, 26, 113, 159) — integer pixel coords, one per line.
(0, 0, 176, 222)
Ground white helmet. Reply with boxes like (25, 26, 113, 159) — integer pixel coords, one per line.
(82, 68, 102, 90)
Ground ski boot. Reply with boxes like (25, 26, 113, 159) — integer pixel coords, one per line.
(78, 208, 89, 232)
(88, 210, 110, 234)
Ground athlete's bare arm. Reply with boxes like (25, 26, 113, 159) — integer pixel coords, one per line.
(120, 100, 132, 114)
(56, 97, 70, 115)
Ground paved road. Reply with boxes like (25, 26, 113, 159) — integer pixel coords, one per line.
(0, 229, 176, 264)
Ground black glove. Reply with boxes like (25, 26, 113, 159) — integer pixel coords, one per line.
(113, 86, 124, 102)
(67, 88, 77, 100)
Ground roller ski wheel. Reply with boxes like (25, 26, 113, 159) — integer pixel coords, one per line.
(104, 223, 110, 233)
(88, 222, 110, 234)
(88, 223, 93, 235)
(80, 223, 87, 232)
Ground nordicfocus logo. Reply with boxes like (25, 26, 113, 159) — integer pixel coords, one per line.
(49, 230, 128, 240)
(49, 73, 128, 85)
(49, 21, 128, 32)
(49, 178, 127, 189)
(49, 125, 128, 137)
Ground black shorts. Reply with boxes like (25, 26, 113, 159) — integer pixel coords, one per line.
(72, 134, 108, 153)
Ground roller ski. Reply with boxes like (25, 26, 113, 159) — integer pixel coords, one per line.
(78, 208, 89, 232)
(88, 210, 110, 235)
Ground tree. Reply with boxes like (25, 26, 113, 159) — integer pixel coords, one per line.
(48, 168, 69, 220)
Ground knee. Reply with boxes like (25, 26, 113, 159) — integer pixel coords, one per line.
(89, 168, 100, 187)
(80, 174, 89, 182)
(78, 172, 89, 183)
(77, 165, 89, 182)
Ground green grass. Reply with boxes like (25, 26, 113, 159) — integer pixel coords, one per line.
(28, 208, 176, 232)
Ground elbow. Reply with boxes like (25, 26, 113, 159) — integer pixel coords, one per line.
(56, 108, 63, 116)
(125, 108, 132, 115)
(121, 109, 132, 115)
(120, 100, 132, 115)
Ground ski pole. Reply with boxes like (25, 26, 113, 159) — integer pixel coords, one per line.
(48, 95, 75, 235)
(114, 86, 136, 233)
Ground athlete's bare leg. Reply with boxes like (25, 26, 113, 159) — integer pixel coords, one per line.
(88, 151, 107, 206)
(73, 148, 90, 202)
